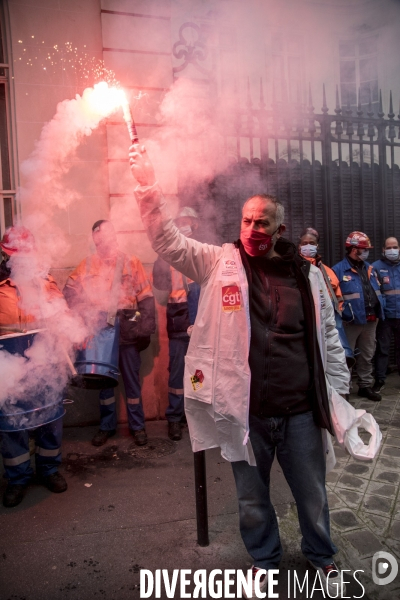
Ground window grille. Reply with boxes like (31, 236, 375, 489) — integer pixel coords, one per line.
(0, 1, 16, 238)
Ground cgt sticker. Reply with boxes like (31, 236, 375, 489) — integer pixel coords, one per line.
(190, 369, 204, 391)
(219, 258, 238, 278)
(222, 285, 242, 312)
(382, 276, 390, 284)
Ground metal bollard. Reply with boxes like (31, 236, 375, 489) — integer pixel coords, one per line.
(193, 450, 209, 546)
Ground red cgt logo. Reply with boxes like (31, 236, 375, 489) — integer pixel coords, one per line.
(222, 285, 242, 312)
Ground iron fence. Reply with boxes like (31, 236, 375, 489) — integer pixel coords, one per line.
(205, 82, 400, 266)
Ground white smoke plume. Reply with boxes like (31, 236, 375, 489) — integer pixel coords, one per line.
(110, 77, 225, 244)
(0, 244, 88, 413)
(0, 83, 127, 422)
(19, 82, 125, 212)
(19, 82, 127, 261)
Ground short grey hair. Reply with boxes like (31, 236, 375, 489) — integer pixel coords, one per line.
(243, 194, 285, 227)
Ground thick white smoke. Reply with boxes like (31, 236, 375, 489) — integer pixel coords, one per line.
(18, 82, 127, 262)
(0, 83, 126, 420)
(110, 77, 225, 241)
(20, 82, 125, 212)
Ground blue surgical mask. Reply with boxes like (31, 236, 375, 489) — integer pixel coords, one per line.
(385, 248, 399, 261)
(300, 244, 318, 258)
(359, 250, 369, 261)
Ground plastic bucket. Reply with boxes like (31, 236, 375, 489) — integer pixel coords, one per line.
(72, 318, 120, 389)
(0, 330, 65, 432)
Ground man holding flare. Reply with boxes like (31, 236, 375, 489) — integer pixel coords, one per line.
(128, 143, 350, 598)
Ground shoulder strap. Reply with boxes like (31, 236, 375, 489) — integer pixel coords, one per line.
(181, 272, 189, 294)
(107, 252, 125, 326)
(319, 263, 340, 314)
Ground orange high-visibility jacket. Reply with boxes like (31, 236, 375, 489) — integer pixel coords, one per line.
(306, 257, 344, 312)
(0, 274, 63, 331)
(63, 252, 155, 343)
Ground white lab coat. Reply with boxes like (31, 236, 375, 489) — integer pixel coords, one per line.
(135, 184, 350, 469)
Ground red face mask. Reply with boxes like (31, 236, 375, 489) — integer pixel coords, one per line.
(240, 227, 279, 257)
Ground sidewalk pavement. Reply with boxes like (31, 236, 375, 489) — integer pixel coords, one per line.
(326, 372, 400, 600)
(0, 374, 399, 600)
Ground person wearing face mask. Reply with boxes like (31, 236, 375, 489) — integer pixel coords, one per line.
(332, 232, 385, 402)
(372, 237, 400, 392)
(152, 207, 201, 441)
(298, 229, 355, 372)
(298, 228, 343, 310)
(0, 226, 68, 507)
(63, 220, 155, 447)
(129, 144, 350, 598)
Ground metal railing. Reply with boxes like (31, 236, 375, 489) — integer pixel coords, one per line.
(209, 81, 400, 265)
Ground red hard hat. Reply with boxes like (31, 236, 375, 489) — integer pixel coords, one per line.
(345, 231, 373, 249)
(0, 226, 35, 255)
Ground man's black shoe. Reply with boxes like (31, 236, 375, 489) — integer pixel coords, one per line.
(372, 379, 385, 393)
(91, 429, 116, 447)
(358, 387, 382, 402)
(132, 429, 147, 446)
(168, 422, 182, 441)
(3, 483, 27, 508)
(42, 472, 68, 493)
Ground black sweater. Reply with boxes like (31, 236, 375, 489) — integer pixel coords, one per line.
(238, 237, 334, 433)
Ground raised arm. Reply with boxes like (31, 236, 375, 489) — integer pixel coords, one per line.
(129, 144, 222, 284)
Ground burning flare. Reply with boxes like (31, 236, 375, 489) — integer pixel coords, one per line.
(86, 81, 127, 118)
(86, 82, 139, 143)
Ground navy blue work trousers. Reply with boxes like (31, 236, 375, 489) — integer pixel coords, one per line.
(99, 344, 145, 432)
(1, 417, 63, 485)
(165, 338, 189, 423)
(375, 317, 400, 380)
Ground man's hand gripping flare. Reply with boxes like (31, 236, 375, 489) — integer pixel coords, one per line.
(129, 144, 156, 187)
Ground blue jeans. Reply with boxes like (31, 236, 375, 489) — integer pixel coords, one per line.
(165, 338, 189, 422)
(99, 344, 145, 432)
(231, 411, 337, 569)
(1, 417, 63, 485)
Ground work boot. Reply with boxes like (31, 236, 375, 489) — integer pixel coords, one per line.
(43, 472, 68, 493)
(372, 379, 385, 393)
(3, 483, 28, 508)
(168, 422, 182, 441)
(91, 429, 116, 447)
(358, 387, 381, 402)
(132, 429, 147, 446)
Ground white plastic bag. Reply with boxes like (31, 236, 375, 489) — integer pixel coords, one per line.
(329, 387, 382, 460)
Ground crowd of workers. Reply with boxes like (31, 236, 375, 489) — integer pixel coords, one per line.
(298, 228, 399, 403)
(0, 143, 399, 598)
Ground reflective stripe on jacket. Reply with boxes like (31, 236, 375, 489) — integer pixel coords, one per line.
(372, 258, 400, 319)
(135, 183, 350, 466)
(332, 257, 384, 325)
